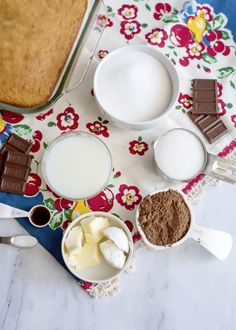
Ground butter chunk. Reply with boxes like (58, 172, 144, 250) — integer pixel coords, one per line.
(65, 226, 84, 252)
(81, 216, 110, 243)
(68, 243, 100, 270)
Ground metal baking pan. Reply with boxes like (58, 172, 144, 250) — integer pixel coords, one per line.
(0, 0, 107, 114)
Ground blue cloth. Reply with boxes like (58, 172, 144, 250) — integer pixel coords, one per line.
(0, 192, 64, 267)
(198, 0, 236, 41)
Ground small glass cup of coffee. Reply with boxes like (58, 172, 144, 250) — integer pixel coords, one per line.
(29, 205, 51, 228)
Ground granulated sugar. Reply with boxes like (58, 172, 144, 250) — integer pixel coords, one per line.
(138, 189, 191, 246)
(154, 129, 206, 180)
(96, 50, 172, 123)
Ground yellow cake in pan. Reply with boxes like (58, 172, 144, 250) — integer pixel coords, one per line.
(0, 0, 87, 108)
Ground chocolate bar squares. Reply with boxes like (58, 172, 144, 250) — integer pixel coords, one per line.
(192, 79, 218, 115)
(0, 134, 33, 195)
(188, 79, 228, 144)
(188, 112, 228, 144)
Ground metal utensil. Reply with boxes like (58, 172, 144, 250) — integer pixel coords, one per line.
(0, 235, 38, 248)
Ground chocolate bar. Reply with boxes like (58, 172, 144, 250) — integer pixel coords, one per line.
(0, 134, 34, 195)
(2, 163, 30, 181)
(0, 176, 26, 195)
(192, 79, 218, 115)
(0, 143, 20, 157)
(7, 133, 32, 154)
(0, 154, 3, 171)
(193, 79, 217, 90)
(188, 112, 228, 144)
(5, 151, 33, 168)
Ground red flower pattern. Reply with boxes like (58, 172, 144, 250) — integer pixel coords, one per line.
(30, 130, 43, 153)
(116, 184, 142, 210)
(106, 18, 113, 27)
(118, 4, 138, 20)
(36, 109, 53, 121)
(196, 5, 213, 21)
(56, 107, 79, 131)
(129, 139, 148, 156)
(98, 50, 109, 59)
(120, 20, 141, 40)
(86, 120, 109, 138)
(145, 28, 168, 47)
(186, 41, 205, 59)
(25, 173, 42, 197)
(178, 93, 193, 109)
(231, 115, 236, 127)
(1, 110, 24, 124)
(217, 82, 223, 97)
(54, 198, 74, 211)
(218, 99, 227, 116)
(154, 2, 172, 20)
(206, 31, 230, 57)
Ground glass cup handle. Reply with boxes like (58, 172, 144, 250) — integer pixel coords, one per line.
(204, 153, 236, 183)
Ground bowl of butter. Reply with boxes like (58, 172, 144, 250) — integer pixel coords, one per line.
(61, 211, 134, 283)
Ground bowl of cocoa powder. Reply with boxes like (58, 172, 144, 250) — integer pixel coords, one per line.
(136, 188, 192, 249)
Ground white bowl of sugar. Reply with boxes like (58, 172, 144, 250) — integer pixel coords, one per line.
(93, 45, 180, 130)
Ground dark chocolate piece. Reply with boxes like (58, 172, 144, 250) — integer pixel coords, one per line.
(0, 143, 20, 157)
(0, 176, 26, 195)
(205, 121, 228, 144)
(193, 90, 217, 102)
(193, 79, 217, 91)
(192, 79, 218, 115)
(2, 163, 30, 181)
(5, 151, 33, 168)
(188, 111, 228, 144)
(192, 102, 217, 115)
(0, 154, 3, 170)
(7, 134, 32, 154)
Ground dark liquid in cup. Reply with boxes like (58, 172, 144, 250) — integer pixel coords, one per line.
(30, 206, 51, 227)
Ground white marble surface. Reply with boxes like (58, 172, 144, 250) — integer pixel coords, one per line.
(0, 182, 236, 330)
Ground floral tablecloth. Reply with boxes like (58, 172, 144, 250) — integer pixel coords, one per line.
(0, 0, 236, 298)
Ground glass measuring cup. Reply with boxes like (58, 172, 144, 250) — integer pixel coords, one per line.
(135, 188, 232, 260)
(153, 128, 236, 183)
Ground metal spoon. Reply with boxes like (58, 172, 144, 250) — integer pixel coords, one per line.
(0, 235, 38, 248)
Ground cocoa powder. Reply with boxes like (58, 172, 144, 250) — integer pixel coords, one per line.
(138, 189, 191, 246)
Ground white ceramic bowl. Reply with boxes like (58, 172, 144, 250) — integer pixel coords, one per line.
(61, 212, 134, 283)
(93, 45, 180, 130)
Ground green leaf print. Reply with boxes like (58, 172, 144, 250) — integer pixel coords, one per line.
(226, 103, 233, 109)
(138, 136, 142, 142)
(102, 120, 109, 125)
(145, 3, 151, 11)
(141, 23, 148, 28)
(48, 121, 56, 127)
(221, 30, 230, 40)
(43, 142, 48, 149)
(50, 212, 63, 230)
(202, 52, 217, 64)
(64, 209, 72, 220)
(213, 14, 224, 30)
(216, 67, 236, 79)
(162, 15, 179, 23)
(14, 124, 32, 136)
(107, 5, 112, 13)
(205, 21, 212, 30)
(44, 198, 55, 211)
(230, 81, 236, 89)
